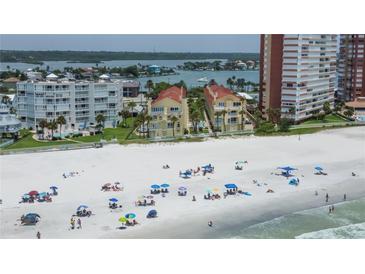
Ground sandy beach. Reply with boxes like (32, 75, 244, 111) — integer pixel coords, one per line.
(1, 126, 364, 239)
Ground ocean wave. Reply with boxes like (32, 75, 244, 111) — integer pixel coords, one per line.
(295, 222, 365, 239)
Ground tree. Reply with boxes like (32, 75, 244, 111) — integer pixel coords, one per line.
(145, 115, 152, 138)
(191, 110, 200, 133)
(316, 111, 326, 121)
(127, 101, 137, 115)
(169, 115, 179, 137)
(344, 107, 354, 118)
(323, 101, 332, 115)
(47, 119, 58, 139)
(267, 108, 281, 124)
(226, 78, 234, 89)
(119, 110, 131, 127)
(253, 109, 263, 128)
(56, 115, 66, 138)
(38, 119, 48, 135)
(96, 114, 106, 130)
(221, 110, 227, 132)
(278, 118, 291, 132)
(255, 121, 275, 134)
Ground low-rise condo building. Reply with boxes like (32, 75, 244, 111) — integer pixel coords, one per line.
(204, 85, 246, 132)
(147, 86, 189, 138)
(16, 75, 124, 129)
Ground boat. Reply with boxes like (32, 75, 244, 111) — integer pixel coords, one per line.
(197, 77, 208, 83)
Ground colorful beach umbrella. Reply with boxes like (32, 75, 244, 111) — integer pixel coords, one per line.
(25, 213, 41, 218)
(151, 184, 160, 189)
(109, 198, 118, 203)
(118, 217, 127, 223)
(38, 192, 48, 197)
(160, 184, 170, 188)
(22, 194, 30, 198)
(125, 213, 136, 219)
(28, 190, 39, 196)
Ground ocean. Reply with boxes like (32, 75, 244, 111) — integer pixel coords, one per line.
(225, 197, 365, 239)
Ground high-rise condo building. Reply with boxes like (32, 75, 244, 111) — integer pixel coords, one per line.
(337, 34, 365, 101)
(259, 34, 337, 122)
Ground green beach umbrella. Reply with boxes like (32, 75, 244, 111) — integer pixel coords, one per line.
(119, 217, 127, 223)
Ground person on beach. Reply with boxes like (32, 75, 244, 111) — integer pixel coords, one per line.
(36, 231, 41, 239)
(329, 206, 332, 214)
(71, 217, 75, 229)
(192, 195, 196, 202)
(315, 190, 318, 196)
(344, 194, 347, 201)
(77, 218, 82, 229)
(326, 193, 329, 203)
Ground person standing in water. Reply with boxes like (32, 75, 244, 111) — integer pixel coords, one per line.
(344, 194, 347, 201)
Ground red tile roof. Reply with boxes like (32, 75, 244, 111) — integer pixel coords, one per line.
(152, 86, 186, 104)
(204, 85, 239, 105)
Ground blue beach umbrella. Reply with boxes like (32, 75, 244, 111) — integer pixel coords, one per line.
(315, 166, 323, 171)
(277, 166, 297, 172)
(109, 198, 118, 203)
(77, 205, 88, 211)
(23, 194, 30, 198)
(125, 213, 136, 219)
(38, 192, 48, 197)
(50, 186, 58, 190)
(225, 184, 238, 189)
(151, 184, 160, 189)
(25, 213, 41, 218)
(160, 184, 170, 188)
(147, 210, 157, 218)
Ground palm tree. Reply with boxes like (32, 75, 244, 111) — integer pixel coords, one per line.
(47, 119, 58, 139)
(145, 115, 152, 138)
(96, 114, 106, 130)
(118, 110, 130, 127)
(267, 108, 281, 124)
(56, 115, 66, 138)
(214, 111, 221, 131)
(127, 101, 137, 112)
(226, 78, 233, 89)
(191, 110, 200, 133)
(239, 110, 245, 130)
(221, 110, 227, 132)
(169, 115, 179, 137)
(38, 119, 48, 135)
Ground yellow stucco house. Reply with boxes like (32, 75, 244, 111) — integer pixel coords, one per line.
(147, 86, 189, 137)
(204, 85, 247, 132)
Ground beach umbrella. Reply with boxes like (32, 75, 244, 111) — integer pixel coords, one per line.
(212, 188, 220, 193)
(28, 190, 39, 196)
(225, 184, 238, 189)
(25, 213, 41, 218)
(147, 209, 157, 218)
(160, 184, 170, 188)
(277, 166, 297, 172)
(118, 217, 127, 223)
(104, 183, 112, 187)
(178, 186, 187, 191)
(236, 161, 245, 164)
(150, 184, 160, 189)
(114, 182, 121, 185)
(22, 194, 30, 198)
(206, 189, 213, 194)
(50, 186, 58, 190)
(125, 213, 136, 219)
(38, 192, 48, 197)
(146, 195, 154, 199)
(109, 198, 118, 203)
(314, 166, 323, 171)
(77, 205, 88, 211)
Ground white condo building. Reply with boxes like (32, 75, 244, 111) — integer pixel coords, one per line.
(259, 34, 337, 122)
(16, 76, 124, 129)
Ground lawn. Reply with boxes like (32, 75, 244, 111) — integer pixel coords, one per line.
(3, 133, 76, 150)
(302, 113, 347, 125)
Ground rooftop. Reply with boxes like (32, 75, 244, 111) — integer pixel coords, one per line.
(204, 85, 240, 105)
(152, 86, 186, 104)
(345, 97, 365, 109)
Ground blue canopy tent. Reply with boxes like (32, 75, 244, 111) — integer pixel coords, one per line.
(277, 166, 297, 177)
(147, 209, 157, 218)
(225, 184, 238, 189)
(160, 184, 170, 188)
(178, 186, 187, 191)
(109, 198, 118, 203)
(150, 184, 160, 189)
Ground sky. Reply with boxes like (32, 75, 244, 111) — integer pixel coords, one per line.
(0, 34, 259, 53)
